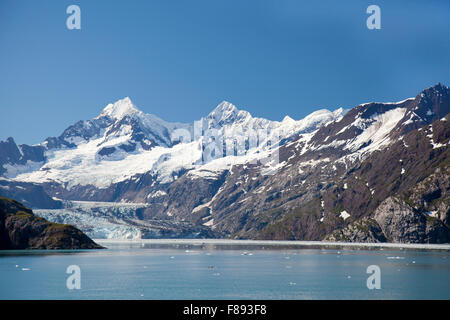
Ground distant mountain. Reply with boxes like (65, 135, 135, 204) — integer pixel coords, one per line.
(0, 137, 45, 176)
(0, 83, 449, 243)
(0, 178, 62, 209)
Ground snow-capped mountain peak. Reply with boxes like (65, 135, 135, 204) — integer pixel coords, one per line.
(282, 115, 295, 123)
(97, 97, 141, 120)
(211, 101, 238, 115)
(287, 107, 347, 135)
(92, 97, 184, 150)
(207, 101, 251, 126)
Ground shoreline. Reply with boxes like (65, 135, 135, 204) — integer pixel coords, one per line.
(95, 238, 450, 250)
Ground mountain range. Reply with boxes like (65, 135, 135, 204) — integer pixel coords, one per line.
(0, 83, 449, 243)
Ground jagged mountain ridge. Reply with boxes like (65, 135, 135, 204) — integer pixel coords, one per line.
(0, 83, 449, 242)
(1, 97, 345, 195)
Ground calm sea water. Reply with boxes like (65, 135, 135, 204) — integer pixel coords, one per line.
(0, 241, 449, 300)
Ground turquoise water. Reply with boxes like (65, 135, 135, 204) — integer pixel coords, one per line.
(0, 242, 449, 299)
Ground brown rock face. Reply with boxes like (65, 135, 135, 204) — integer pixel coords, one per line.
(373, 197, 450, 243)
(0, 197, 103, 250)
(326, 197, 450, 244)
(373, 197, 428, 243)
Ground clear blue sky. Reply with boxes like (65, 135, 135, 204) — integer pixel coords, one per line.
(1, 0, 449, 144)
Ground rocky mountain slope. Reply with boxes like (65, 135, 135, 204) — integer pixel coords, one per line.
(256, 115, 449, 242)
(0, 197, 102, 249)
(0, 83, 449, 243)
(220, 85, 450, 243)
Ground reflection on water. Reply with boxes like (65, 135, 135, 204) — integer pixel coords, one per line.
(0, 240, 449, 300)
